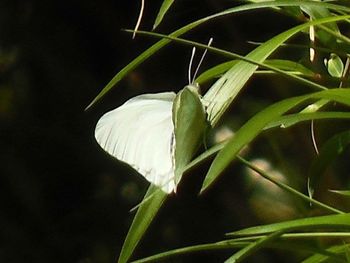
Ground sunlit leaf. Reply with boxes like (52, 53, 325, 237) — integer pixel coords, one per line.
(201, 89, 350, 193)
(203, 15, 350, 126)
(227, 213, 350, 236)
(301, 3, 340, 47)
(87, 1, 350, 109)
(325, 53, 344, 78)
(302, 243, 350, 263)
(153, 0, 175, 29)
(329, 190, 350, 197)
(196, 59, 314, 84)
(265, 112, 350, 129)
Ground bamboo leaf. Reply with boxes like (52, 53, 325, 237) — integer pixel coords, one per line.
(265, 112, 350, 129)
(203, 15, 350, 126)
(224, 231, 284, 263)
(118, 185, 167, 263)
(153, 0, 175, 29)
(201, 89, 350, 193)
(227, 213, 350, 236)
(86, 1, 350, 109)
(302, 243, 350, 263)
(329, 190, 350, 197)
(196, 59, 314, 84)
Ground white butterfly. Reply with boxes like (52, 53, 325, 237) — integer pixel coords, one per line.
(95, 39, 212, 194)
(95, 92, 177, 193)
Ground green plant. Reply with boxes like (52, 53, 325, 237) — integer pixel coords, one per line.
(90, 1, 350, 262)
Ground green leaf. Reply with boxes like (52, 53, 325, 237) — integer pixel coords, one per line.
(196, 59, 314, 84)
(302, 243, 350, 263)
(267, 98, 329, 129)
(153, 0, 175, 29)
(203, 14, 350, 126)
(118, 185, 167, 263)
(308, 130, 350, 196)
(227, 213, 350, 236)
(131, 240, 248, 262)
(265, 112, 350, 130)
(224, 231, 284, 263)
(173, 85, 207, 186)
(265, 59, 314, 76)
(201, 89, 350, 193)
(325, 53, 344, 78)
(196, 60, 238, 84)
(329, 190, 350, 197)
(86, 1, 350, 109)
(301, 4, 340, 48)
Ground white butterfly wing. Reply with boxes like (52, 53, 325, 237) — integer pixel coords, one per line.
(95, 92, 176, 193)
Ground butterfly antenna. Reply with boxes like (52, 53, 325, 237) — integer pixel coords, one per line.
(192, 37, 213, 84)
(188, 46, 196, 84)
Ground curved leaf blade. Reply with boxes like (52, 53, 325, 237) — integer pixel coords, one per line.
(153, 0, 175, 29)
(201, 89, 350, 193)
(86, 1, 350, 109)
(265, 112, 350, 129)
(118, 185, 167, 263)
(224, 231, 284, 263)
(203, 15, 350, 126)
(228, 213, 350, 236)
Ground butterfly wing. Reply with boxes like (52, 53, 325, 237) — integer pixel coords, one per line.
(95, 92, 176, 193)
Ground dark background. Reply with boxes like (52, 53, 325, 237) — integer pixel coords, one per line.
(0, 1, 313, 262)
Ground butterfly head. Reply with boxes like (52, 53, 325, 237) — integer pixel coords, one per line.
(185, 82, 200, 96)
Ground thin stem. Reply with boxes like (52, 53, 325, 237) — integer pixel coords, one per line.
(237, 156, 345, 214)
(124, 29, 329, 91)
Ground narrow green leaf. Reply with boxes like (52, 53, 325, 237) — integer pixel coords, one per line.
(130, 232, 347, 262)
(203, 15, 350, 126)
(196, 60, 238, 84)
(201, 89, 350, 193)
(265, 112, 350, 130)
(118, 185, 167, 263)
(196, 59, 314, 84)
(132, 240, 248, 263)
(301, 4, 340, 47)
(86, 1, 350, 109)
(266, 59, 314, 76)
(127, 30, 327, 92)
(308, 130, 350, 196)
(271, 98, 330, 129)
(228, 213, 350, 236)
(183, 141, 226, 173)
(224, 231, 284, 263)
(153, 0, 175, 30)
(329, 190, 350, 197)
(302, 243, 350, 263)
